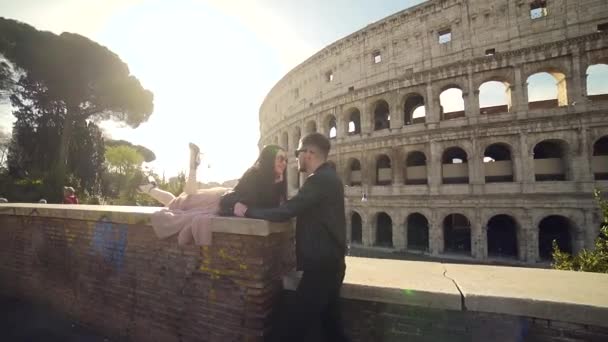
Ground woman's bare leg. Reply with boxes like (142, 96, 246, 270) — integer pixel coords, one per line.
(146, 187, 176, 206)
(184, 142, 200, 195)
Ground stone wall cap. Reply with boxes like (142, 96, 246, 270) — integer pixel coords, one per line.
(284, 257, 463, 311)
(0, 203, 293, 237)
(284, 257, 608, 327)
(444, 263, 608, 328)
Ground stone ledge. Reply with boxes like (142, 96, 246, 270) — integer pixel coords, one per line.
(283, 257, 608, 328)
(0, 203, 293, 237)
(444, 264, 608, 328)
(283, 257, 462, 311)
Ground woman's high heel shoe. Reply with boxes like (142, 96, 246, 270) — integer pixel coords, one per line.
(138, 175, 158, 193)
(189, 142, 201, 169)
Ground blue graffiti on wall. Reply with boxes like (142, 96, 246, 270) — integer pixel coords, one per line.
(91, 217, 128, 271)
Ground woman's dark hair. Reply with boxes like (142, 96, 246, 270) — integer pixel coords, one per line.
(253, 144, 285, 186)
(220, 145, 287, 215)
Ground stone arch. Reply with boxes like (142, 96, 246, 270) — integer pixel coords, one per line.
(586, 64, 608, 101)
(487, 214, 519, 259)
(351, 211, 363, 244)
(305, 120, 317, 134)
(405, 151, 428, 185)
(324, 114, 337, 139)
(375, 212, 393, 247)
(407, 213, 429, 251)
(533, 139, 569, 181)
(526, 69, 568, 109)
(345, 107, 362, 135)
(593, 135, 608, 180)
(483, 143, 514, 183)
(375, 154, 392, 185)
(403, 93, 426, 125)
(442, 147, 469, 184)
(292, 126, 302, 148)
(347, 158, 362, 186)
(538, 215, 574, 260)
(478, 80, 512, 115)
(443, 213, 471, 255)
(281, 131, 289, 150)
(372, 99, 390, 131)
(439, 85, 465, 120)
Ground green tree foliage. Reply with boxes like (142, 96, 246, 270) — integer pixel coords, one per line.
(159, 172, 186, 197)
(0, 17, 153, 201)
(103, 145, 142, 203)
(553, 189, 608, 273)
(102, 145, 161, 206)
(105, 145, 144, 175)
(106, 139, 156, 163)
(5, 75, 105, 201)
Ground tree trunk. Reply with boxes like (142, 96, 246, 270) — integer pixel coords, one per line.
(49, 112, 75, 202)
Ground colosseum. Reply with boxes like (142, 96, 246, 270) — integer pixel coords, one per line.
(259, 0, 608, 265)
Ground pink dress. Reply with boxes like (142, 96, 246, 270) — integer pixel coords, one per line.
(150, 187, 230, 246)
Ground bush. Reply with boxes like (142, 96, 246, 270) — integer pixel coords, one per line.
(552, 189, 608, 273)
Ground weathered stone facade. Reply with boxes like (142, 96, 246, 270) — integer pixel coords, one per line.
(259, 0, 608, 265)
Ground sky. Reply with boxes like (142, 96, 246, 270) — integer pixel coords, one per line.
(0, 0, 606, 182)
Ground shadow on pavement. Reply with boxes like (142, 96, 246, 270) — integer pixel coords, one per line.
(0, 297, 111, 342)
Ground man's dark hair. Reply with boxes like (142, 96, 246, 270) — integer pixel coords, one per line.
(301, 133, 331, 158)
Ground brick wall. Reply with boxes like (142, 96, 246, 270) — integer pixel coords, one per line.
(2, 205, 607, 342)
(288, 295, 608, 342)
(0, 210, 295, 342)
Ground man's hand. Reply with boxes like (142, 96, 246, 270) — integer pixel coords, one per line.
(234, 202, 248, 217)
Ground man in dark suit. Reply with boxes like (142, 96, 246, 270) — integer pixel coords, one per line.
(234, 132, 349, 342)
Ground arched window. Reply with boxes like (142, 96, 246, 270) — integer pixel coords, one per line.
(407, 213, 429, 251)
(349, 159, 362, 186)
(403, 94, 425, 125)
(376, 212, 393, 247)
(593, 136, 608, 180)
(533, 140, 568, 181)
(351, 212, 362, 244)
(348, 109, 361, 135)
(487, 215, 518, 258)
(293, 127, 301, 147)
(325, 115, 337, 139)
(405, 151, 427, 185)
(586, 64, 608, 101)
(440, 87, 465, 120)
(442, 147, 469, 184)
(444, 214, 471, 255)
(527, 71, 568, 109)
(479, 81, 511, 115)
(376, 154, 392, 185)
(538, 215, 573, 260)
(373, 100, 390, 131)
(483, 143, 513, 183)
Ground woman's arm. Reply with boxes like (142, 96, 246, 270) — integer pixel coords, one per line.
(244, 175, 324, 222)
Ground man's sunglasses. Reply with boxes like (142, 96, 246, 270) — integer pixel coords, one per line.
(295, 148, 314, 158)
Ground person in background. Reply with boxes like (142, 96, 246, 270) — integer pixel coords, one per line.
(63, 186, 79, 204)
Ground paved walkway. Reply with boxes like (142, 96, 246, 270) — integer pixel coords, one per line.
(0, 297, 111, 342)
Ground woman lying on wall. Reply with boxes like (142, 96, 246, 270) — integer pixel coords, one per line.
(139, 143, 287, 245)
